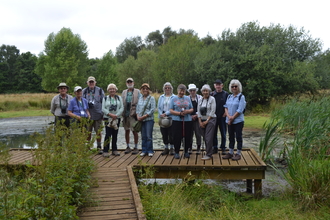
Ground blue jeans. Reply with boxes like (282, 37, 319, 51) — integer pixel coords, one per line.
(213, 117, 227, 150)
(228, 122, 244, 151)
(141, 120, 154, 153)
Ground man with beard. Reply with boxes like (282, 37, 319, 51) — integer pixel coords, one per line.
(122, 78, 142, 154)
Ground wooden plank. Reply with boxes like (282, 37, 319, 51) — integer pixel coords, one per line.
(187, 152, 197, 166)
(249, 148, 267, 166)
(117, 154, 139, 168)
(212, 152, 221, 166)
(153, 152, 167, 166)
(109, 153, 135, 168)
(241, 150, 256, 166)
(161, 153, 175, 165)
(127, 166, 147, 220)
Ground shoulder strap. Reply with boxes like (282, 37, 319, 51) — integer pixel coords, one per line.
(141, 96, 151, 116)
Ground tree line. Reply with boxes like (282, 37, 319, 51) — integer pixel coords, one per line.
(1, 21, 330, 106)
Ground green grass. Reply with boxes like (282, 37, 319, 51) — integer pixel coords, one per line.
(139, 180, 330, 220)
(244, 114, 270, 130)
(0, 110, 52, 118)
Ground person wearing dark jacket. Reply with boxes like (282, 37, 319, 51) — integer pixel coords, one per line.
(211, 79, 229, 155)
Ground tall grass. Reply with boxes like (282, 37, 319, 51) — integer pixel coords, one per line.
(0, 93, 56, 111)
(0, 120, 96, 219)
(271, 97, 330, 210)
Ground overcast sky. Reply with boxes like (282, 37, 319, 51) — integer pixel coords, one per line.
(1, 0, 329, 58)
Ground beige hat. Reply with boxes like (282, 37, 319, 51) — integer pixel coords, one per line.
(87, 76, 96, 82)
(74, 86, 82, 92)
(140, 83, 150, 90)
(57, 82, 69, 89)
(126, 77, 134, 82)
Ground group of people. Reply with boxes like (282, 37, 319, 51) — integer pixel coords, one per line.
(50, 77, 246, 160)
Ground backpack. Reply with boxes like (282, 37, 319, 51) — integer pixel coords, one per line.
(228, 94, 246, 114)
(83, 87, 104, 102)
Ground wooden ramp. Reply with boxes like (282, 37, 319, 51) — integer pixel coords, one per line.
(5, 148, 267, 220)
(79, 167, 145, 220)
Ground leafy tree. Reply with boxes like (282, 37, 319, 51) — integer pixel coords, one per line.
(152, 33, 202, 90)
(313, 49, 330, 89)
(162, 26, 177, 44)
(145, 30, 163, 50)
(194, 21, 322, 105)
(35, 27, 89, 92)
(115, 36, 144, 63)
(14, 52, 42, 92)
(116, 50, 157, 91)
(94, 50, 118, 91)
(0, 45, 20, 92)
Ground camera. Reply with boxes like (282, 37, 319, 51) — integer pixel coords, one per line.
(109, 104, 117, 111)
(88, 101, 94, 109)
(200, 107, 207, 116)
(61, 105, 67, 114)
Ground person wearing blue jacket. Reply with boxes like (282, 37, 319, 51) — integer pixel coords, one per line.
(158, 82, 175, 155)
(222, 79, 246, 161)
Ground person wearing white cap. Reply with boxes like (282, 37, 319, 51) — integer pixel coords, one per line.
(188, 83, 202, 154)
(198, 84, 217, 160)
(50, 82, 73, 127)
(121, 77, 142, 154)
(82, 76, 105, 152)
(68, 86, 91, 122)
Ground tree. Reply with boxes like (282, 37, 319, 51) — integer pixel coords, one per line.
(35, 27, 89, 92)
(152, 33, 202, 90)
(194, 21, 322, 105)
(313, 49, 330, 89)
(145, 30, 163, 50)
(94, 51, 118, 91)
(0, 45, 20, 92)
(14, 52, 42, 92)
(115, 36, 144, 63)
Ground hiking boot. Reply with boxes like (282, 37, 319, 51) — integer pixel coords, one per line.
(169, 148, 175, 155)
(212, 148, 219, 154)
(188, 148, 192, 154)
(98, 149, 103, 155)
(132, 148, 139, 155)
(220, 148, 227, 155)
(112, 151, 120, 156)
(102, 152, 110, 158)
(161, 148, 169, 155)
(174, 153, 180, 159)
(124, 147, 131, 154)
(201, 155, 212, 160)
(184, 152, 190, 158)
(222, 153, 233, 159)
(232, 154, 241, 161)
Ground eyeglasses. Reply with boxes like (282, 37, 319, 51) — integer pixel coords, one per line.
(231, 86, 238, 88)
(165, 87, 171, 89)
(59, 87, 67, 90)
(88, 81, 95, 83)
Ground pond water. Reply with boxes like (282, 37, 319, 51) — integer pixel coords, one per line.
(0, 116, 263, 151)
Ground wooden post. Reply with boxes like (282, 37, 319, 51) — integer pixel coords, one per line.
(254, 179, 262, 198)
(246, 179, 253, 193)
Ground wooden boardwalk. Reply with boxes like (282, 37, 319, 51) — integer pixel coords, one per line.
(5, 148, 267, 220)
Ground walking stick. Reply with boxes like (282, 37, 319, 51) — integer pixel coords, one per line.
(181, 108, 185, 152)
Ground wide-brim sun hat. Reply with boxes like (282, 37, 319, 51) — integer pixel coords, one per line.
(188, 83, 198, 92)
(140, 83, 150, 90)
(57, 82, 69, 89)
(159, 116, 172, 128)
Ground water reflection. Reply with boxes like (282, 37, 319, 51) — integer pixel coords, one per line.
(1, 134, 38, 149)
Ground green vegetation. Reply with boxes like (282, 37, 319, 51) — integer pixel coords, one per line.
(271, 97, 330, 210)
(138, 180, 329, 220)
(0, 121, 96, 219)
